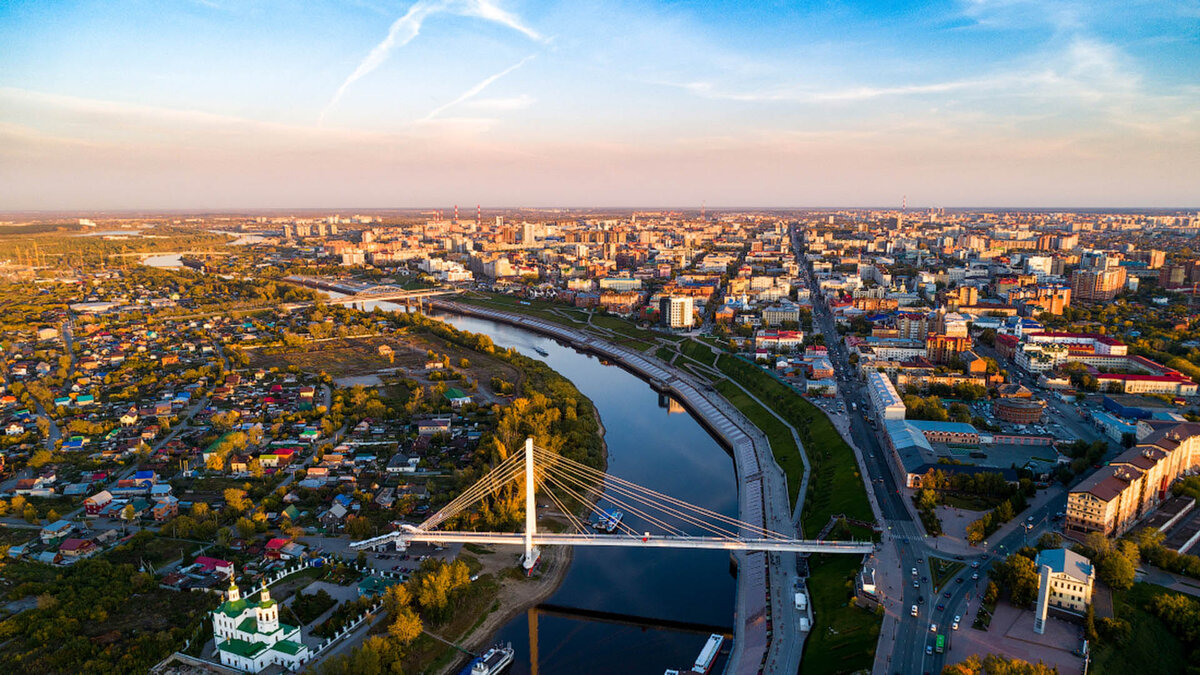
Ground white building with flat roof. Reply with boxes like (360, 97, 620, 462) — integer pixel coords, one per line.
(866, 371, 906, 421)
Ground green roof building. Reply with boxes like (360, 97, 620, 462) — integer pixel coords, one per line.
(212, 577, 310, 672)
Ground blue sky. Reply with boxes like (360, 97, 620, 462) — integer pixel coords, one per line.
(1, 0, 1198, 209)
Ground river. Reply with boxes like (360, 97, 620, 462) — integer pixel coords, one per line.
(432, 313, 737, 674)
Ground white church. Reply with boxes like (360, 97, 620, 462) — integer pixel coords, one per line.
(211, 576, 310, 672)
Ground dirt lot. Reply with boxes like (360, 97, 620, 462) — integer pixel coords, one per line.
(248, 333, 522, 404)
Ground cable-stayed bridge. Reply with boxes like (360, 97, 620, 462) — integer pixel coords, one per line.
(351, 438, 872, 568)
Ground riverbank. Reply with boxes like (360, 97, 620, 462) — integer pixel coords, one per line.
(429, 300, 809, 675)
(422, 315, 611, 673)
(435, 544, 575, 675)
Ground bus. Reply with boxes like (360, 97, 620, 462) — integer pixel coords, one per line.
(935, 634, 945, 654)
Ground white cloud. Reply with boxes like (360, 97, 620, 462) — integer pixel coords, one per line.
(467, 94, 535, 111)
(321, 0, 545, 123)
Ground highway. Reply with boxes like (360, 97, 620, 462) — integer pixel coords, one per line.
(789, 226, 1074, 674)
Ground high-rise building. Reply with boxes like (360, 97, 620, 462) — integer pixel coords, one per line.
(1070, 267, 1126, 301)
(659, 296, 695, 329)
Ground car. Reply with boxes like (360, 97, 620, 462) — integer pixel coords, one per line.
(954, 615, 961, 623)
(912, 567, 918, 577)
(917, 558, 924, 564)
(972, 572, 979, 580)
(956, 577, 964, 584)
(914, 580, 920, 588)
(918, 595, 925, 604)
(911, 604, 919, 617)
(952, 621, 960, 631)
(926, 645, 933, 655)
(930, 623, 938, 633)
(971, 561, 979, 568)
(944, 591, 952, 598)
(937, 603, 945, 611)
(921, 576, 929, 583)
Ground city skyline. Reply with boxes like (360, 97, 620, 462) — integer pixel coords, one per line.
(2, 0, 1199, 209)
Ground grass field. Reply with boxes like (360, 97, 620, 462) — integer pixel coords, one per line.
(800, 554, 882, 675)
(930, 558, 965, 591)
(679, 339, 719, 366)
(714, 355, 873, 534)
(1091, 583, 1188, 675)
(714, 379, 804, 507)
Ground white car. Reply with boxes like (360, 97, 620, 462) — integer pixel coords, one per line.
(952, 621, 960, 631)
(930, 623, 938, 633)
(954, 614, 961, 624)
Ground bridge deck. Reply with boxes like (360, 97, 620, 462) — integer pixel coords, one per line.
(351, 530, 873, 554)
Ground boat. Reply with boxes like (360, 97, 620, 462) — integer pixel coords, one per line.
(691, 634, 724, 674)
(591, 508, 624, 533)
(533, 346, 549, 356)
(460, 644, 515, 675)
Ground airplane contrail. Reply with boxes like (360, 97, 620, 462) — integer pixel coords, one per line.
(420, 54, 536, 121)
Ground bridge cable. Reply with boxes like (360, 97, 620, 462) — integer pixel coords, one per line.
(540, 463, 697, 538)
(534, 447, 790, 539)
(534, 475, 591, 536)
(420, 459, 524, 531)
(420, 453, 525, 530)
(536, 449, 750, 540)
(538, 470, 644, 537)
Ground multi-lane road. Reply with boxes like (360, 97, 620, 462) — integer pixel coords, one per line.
(789, 227, 1074, 673)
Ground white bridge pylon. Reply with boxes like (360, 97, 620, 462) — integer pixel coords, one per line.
(351, 438, 874, 563)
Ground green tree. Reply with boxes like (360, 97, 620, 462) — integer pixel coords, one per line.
(235, 517, 257, 540)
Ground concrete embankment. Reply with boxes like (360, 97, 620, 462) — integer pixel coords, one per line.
(430, 300, 803, 675)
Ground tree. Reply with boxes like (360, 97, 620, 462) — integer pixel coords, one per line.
(121, 503, 136, 521)
(995, 500, 1015, 523)
(224, 488, 250, 514)
(388, 608, 423, 646)
(943, 653, 1059, 675)
(382, 583, 412, 617)
(345, 515, 373, 541)
(216, 526, 233, 548)
(28, 449, 53, 468)
(248, 458, 264, 479)
(1036, 532, 1062, 550)
(235, 517, 257, 540)
(1096, 548, 1137, 591)
(994, 554, 1040, 608)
